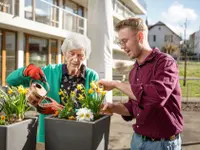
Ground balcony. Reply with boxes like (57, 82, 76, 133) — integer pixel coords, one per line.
(0, 0, 87, 35)
(112, 0, 135, 20)
(0, 0, 19, 16)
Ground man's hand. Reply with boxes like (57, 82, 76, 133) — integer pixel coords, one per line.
(24, 64, 45, 81)
(37, 97, 64, 115)
(98, 79, 121, 91)
(100, 103, 114, 115)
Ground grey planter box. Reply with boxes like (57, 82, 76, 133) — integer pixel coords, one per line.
(0, 117, 38, 150)
(45, 115, 111, 150)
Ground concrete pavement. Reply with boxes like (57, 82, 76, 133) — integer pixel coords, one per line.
(108, 111, 200, 150)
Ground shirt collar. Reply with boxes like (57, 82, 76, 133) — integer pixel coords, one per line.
(136, 48, 159, 66)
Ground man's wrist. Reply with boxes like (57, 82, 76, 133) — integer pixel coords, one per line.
(113, 80, 121, 89)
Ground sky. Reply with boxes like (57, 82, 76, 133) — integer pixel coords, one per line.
(143, 0, 200, 39)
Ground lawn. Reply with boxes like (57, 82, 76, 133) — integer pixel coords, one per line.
(178, 61, 200, 77)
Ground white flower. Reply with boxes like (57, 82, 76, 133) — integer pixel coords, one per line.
(76, 108, 94, 122)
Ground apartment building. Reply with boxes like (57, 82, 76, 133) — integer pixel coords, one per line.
(0, 0, 146, 86)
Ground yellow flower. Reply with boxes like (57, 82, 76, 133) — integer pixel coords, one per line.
(88, 88, 94, 94)
(77, 84, 83, 90)
(101, 91, 106, 96)
(68, 116, 76, 120)
(8, 89, 13, 95)
(70, 91, 76, 97)
(59, 89, 64, 96)
(90, 81, 97, 89)
(53, 111, 59, 117)
(97, 87, 103, 93)
(78, 94, 84, 101)
(23, 88, 28, 94)
(17, 86, 24, 94)
(0, 115, 5, 120)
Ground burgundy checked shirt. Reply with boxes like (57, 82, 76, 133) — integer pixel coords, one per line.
(123, 48, 184, 139)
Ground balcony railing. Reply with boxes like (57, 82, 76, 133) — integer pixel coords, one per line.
(112, 0, 135, 19)
(1, 0, 87, 35)
(25, 0, 87, 35)
(0, 0, 19, 16)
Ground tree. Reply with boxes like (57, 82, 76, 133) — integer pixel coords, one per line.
(162, 44, 179, 55)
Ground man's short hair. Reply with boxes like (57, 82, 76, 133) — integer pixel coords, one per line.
(115, 18, 147, 32)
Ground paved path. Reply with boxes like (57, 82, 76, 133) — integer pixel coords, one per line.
(108, 111, 200, 150)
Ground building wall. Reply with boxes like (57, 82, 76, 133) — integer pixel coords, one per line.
(149, 25, 181, 51)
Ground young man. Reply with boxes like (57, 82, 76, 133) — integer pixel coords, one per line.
(99, 18, 183, 150)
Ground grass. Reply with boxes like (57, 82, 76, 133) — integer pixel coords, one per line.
(178, 61, 200, 77)
(180, 80, 200, 97)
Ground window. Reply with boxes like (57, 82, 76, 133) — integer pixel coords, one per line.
(158, 27, 161, 30)
(153, 35, 156, 42)
(6, 32, 16, 77)
(28, 36, 48, 67)
(164, 35, 173, 42)
(63, 0, 84, 17)
(50, 40, 57, 64)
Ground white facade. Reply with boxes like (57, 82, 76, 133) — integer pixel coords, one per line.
(112, 0, 146, 68)
(148, 22, 181, 52)
(0, 0, 146, 86)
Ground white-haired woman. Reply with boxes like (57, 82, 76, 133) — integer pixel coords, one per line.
(6, 33, 99, 143)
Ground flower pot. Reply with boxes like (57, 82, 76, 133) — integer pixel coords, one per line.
(0, 117, 38, 150)
(45, 115, 111, 150)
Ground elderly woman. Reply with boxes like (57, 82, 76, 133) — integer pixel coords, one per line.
(6, 33, 99, 143)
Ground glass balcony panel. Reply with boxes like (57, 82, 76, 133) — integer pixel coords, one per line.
(24, 0, 33, 20)
(112, 0, 135, 18)
(35, 0, 59, 27)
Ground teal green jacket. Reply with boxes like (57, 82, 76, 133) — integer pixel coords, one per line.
(6, 64, 99, 143)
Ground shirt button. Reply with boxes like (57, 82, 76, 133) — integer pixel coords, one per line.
(140, 86, 143, 90)
(137, 125, 139, 128)
(137, 114, 139, 117)
(137, 78, 139, 81)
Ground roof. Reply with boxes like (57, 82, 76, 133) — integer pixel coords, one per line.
(148, 21, 182, 40)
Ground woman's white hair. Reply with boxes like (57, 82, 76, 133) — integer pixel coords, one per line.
(61, 33, 91, 59)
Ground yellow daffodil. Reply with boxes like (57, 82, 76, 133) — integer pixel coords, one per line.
(53, 111, 59, 117)
(88, 88, 94, 94)
(97, 87, 103, 93)
(101, 91, 106, 96)
(8, 89, 13, 95)
(78, 94, 84, 101)
(0, 115, 5, 120)
(23, 88, 28, 94)
(77, 84, 83, 90)
(68, 116, 76, 120)
(59, 89, 64, 96)
(90, 81, 97, 89)
(70, 91, 76, 97)
(17, 86, 24, 94)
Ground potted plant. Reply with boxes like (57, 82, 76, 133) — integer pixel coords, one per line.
(0, 86, 38, 150)
(45, 81, 111, 150)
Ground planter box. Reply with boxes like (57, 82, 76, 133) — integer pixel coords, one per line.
(0, 117, 38, 150)
(45, 115, 111, 150)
